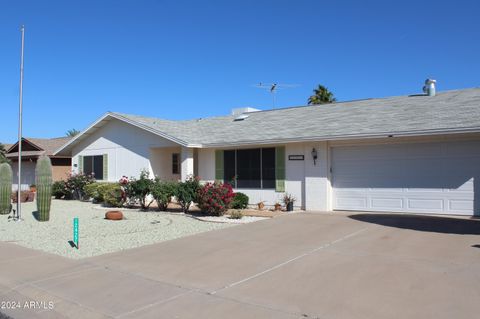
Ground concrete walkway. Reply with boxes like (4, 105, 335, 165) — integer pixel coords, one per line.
(1, 212, 479, 319)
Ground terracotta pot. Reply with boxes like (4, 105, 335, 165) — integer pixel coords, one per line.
(274, 204, 282, 211)
(105, 211, 123, 220)
(257, 202, 265, 210)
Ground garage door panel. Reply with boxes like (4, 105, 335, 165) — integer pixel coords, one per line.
(371, 198, 404, 210)
(448, 200, 473, 212)
(335, 197, 368, 210)
(332, 141, 479, 215)
(407, 199, 444, 210)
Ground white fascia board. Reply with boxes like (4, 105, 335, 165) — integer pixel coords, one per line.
(54, 112, 189, 155)
(53, 113, 112, 155)
(198, 127, 480, 148)
(110, 113, 189, 147)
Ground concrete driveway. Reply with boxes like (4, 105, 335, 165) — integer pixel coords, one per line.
(1, 212, 479, 319)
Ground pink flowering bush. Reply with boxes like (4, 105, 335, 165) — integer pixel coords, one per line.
(197, 182, 235, 216)
(119, 176, 129, 185)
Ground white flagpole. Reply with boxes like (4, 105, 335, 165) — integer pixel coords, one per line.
(16, 25, 25, 221)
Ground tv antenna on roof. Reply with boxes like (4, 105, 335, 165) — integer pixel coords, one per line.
(254, 82, 299, 109)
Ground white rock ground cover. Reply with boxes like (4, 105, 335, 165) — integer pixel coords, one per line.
(0, 200, 236, 259)
(194, 215, 268, 224)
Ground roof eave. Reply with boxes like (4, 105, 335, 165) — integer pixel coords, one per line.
(54, 112, 190, 156)
(199, 127, 480, 148)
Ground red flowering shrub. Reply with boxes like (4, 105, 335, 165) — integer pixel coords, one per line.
(197, 182, 235, 216)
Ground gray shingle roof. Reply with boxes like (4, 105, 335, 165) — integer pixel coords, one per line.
(112, 87, 480, 147)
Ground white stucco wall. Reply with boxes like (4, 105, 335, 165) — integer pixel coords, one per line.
(71, 119, 179, 181)
(180, 147, 194, 181)
(150, 147, 181, 181)
(197, 148, 215, 182)
(303, 142, 330, 211)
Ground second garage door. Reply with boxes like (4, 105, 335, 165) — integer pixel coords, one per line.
(332, 140, 480, 215)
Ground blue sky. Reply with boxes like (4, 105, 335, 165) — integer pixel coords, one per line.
(1, 0, 479, 143)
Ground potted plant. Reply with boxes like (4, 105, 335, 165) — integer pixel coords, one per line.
(257, 201, 265, 210)
(283, 193, 296, 212)
(274, 202, 282, 211)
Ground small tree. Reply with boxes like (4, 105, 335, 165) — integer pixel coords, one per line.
(125, 170, 154, 210)
(175, 176, 200, 213)
(308, 85, 336, 105)
(151, 179, 177, 211)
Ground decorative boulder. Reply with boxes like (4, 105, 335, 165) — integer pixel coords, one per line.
(105, 211, 123, 220)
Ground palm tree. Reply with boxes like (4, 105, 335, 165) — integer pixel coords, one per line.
(308, 85, 336, 105)
(66, 129, 80, 137)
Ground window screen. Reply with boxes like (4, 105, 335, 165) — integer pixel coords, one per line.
(83, 155, 104, 180)
(223, 148, 276, 189)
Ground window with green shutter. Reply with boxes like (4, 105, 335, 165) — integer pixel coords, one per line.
(275, 146, 285, 192)
(220, 147, 283, 190)
(78, 155, 83, 173)
(81, 155, 105, 180)
(215, 150, 224, 183)
(102, 154, 108, 180)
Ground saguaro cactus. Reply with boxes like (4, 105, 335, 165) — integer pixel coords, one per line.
(35, 156, 53, 221)
(0, 163, 13, 215)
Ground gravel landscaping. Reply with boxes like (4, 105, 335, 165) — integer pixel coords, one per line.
(0, 200, 234, 259)
(193, 215, 269, 224)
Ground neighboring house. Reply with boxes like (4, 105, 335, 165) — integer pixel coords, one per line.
(55, 86, 480, 216)
(7, 137, 72, 190)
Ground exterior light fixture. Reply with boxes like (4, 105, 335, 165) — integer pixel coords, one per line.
(311, 148, 318, 165)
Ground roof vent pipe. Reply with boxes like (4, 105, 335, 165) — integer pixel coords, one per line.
(423, 79, 437, 96)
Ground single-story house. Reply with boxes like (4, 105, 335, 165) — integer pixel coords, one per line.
(55, 86, 480, 216)
(7, 137, 72, 190)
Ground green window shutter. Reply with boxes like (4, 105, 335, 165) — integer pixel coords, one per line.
(215, 150, 224, 182)
(275, 146, 286, 192)
(103, 154, 108, 181)
(78, 155, 83, 173)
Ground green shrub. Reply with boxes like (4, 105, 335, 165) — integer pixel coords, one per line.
(84, 182, 122, 205)
(230, 192, 249, 209)
(102, 183, 124, 207)
(52, 180, 67, 199)
(65, 172, 95, 200)
(125, 170, 154, 210)
(84, 183, 104, 202)
(229, 210, 244, 219)
(151, 179, 177, 211)
(197, 182, 235, 216)
(175, 176, 200, 213)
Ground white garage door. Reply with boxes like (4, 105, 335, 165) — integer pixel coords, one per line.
(332, 141, 480, 215)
